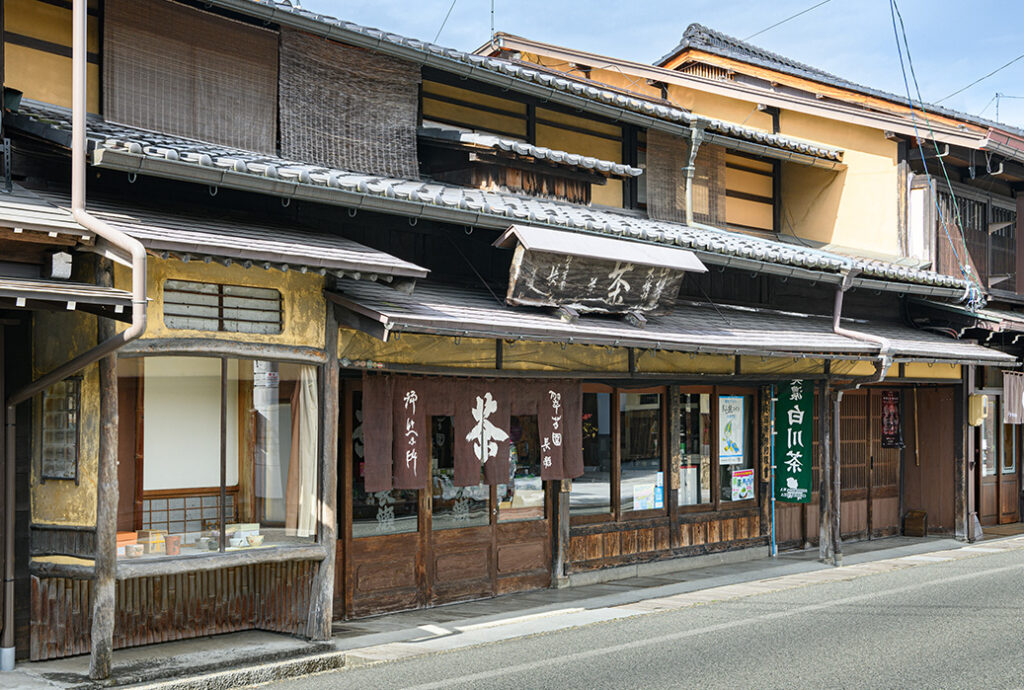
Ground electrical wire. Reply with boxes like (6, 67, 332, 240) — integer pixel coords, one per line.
(433, 0, 458, 44)
(744, 0, 832, 41)
(936, 52, 1024, 103)
(889, 0, 982, 309)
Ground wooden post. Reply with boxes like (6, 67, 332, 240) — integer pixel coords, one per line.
(831, 390, 843, 566)
(89, 257, 117, 680)
(956, 366, 972, 541)
(551, 479, 570, 587)
(307, 303, 339, 639)
(668, 385, 681, 548)
(818, 382, 832, 563)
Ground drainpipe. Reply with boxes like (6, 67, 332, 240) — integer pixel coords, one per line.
(0, 0, 147, 670)
(683, 122, 706, 227)
(820, 270, 892, 567)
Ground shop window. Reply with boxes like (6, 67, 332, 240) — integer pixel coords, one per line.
(981, 413, 998, 477)
(718, 394, 755, 502)
(571, 391, 613, 516)
(163, 279, 282, 335)
(1002, 415, 1017, 475)
(678, 393, 711, 506)
(620, 392, 664, 514)
(351, 389, 419, 538)
(571, 387, 667, 520)
(498, 415, 545, 522)
(116, 356, 319, 560)
(39, 377, 81, 482)
(431, 416, 490, 529)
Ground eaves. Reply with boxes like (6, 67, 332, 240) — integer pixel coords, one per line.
(493, 34, 986, 150)
(200, 0, 841, 168)
(92, 147, 964, 300)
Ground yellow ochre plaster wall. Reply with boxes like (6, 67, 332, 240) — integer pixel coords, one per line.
(31, 309, 100, 527)
(519, 53, 903, 257)
(115, 258, 327, 350)
(4, 0, 101, 111)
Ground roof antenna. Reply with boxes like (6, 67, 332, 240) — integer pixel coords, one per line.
(490, 0, 496, 51)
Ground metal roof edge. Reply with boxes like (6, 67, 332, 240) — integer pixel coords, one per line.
(91, 148, 968, 298)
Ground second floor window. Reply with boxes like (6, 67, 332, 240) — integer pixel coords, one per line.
(163, 280, 282, 335)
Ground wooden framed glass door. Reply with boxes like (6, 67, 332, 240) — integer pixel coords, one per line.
(999, 421, 1019, 524)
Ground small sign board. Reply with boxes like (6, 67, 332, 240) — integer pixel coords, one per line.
(774, 380, 812, 503)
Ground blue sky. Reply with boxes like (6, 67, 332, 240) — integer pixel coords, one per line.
(299, 0, 1024, 130)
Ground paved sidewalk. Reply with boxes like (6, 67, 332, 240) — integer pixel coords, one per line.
(4, 534, 1024, 689)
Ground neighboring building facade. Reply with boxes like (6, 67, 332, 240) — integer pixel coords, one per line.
(0, 0, 1017, 676)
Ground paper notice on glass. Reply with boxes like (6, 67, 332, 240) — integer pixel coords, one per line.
(718, 396, 745, 465)
(633, 483, 656, 511)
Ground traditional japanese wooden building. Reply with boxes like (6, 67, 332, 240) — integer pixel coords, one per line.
(0, 0, 1019, 677)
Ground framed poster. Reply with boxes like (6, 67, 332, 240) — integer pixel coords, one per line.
(731, 468, 755, 500)
(718, 395, 745, 465)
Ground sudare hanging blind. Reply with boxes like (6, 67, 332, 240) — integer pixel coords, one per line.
(278, 28, 421, 178)
(646, 129, 725, 227)
(103, 0, 278, 154)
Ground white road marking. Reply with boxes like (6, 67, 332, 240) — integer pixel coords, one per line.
(403, 561, 1024, 690)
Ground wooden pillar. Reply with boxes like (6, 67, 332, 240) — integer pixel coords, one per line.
(818, 382, 832, 563)
(551, 479, 570, 587)
(89, 258, 117, 680)
(307, 303, 339, 639)
(957, 366, 974, 541)
(668, 385, 681, 548)
(831, 391, 843, 566)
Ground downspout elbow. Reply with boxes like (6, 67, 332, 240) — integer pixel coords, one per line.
(832, 272, 892, 392)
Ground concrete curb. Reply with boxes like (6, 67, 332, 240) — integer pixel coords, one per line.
(130, 651, 346, 690)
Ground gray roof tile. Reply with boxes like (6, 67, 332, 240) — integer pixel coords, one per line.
(334, 279, 1014, 365)
(11, 100, 968, 293)
(419, 126, 643, 177)
(660, 23, 1023, 138)
(214, 0, 842, 161)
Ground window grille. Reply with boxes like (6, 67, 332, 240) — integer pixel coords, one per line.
(40, 377, 81, 483)
(163, 280, 282, 334)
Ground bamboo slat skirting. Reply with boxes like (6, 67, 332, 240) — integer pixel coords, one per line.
(29, 560, 316, 661)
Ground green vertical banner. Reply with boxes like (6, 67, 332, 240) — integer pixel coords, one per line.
(775, 379, 812, 503)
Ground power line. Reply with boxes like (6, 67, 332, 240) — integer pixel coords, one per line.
(744, 0, 832, 41)
(889, 0, 982, 308)
(936, 51, 1024, 103)
(433, 0, 458, 44)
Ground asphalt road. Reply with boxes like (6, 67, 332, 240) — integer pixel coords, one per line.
(269, 547, 1024, 689)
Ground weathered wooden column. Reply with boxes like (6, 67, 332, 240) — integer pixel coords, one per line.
(551, 479, 571, 588)
(831, 390, 843, 566)
(817, 382, 832, 564)
(307, 303, 339, 639)
(89, 258, 118, 679)
(668, 385, 681, 549)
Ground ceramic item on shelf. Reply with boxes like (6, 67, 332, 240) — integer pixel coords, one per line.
(229, 537, 245, 548)
(124, 544, 144, 558)
(165, 535, 181, 556)
(246, 534, 264, 547)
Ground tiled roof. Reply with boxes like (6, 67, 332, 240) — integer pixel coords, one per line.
(33, 190, 430, 280)
(660, 23, 1024, 138)
(333, 280, 1014, 365)
(10, 100, 968, 294)
(419, 126, 643, 177)
(0, 184, 92, 240)
(206, 0, 842, 163)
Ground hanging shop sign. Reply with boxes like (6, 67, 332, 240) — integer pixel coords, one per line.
(362, 374, 583, 492)
(775, 379, 812, 504)
(1004, 372, 1024, 425)
(494, 224, 706, 314)
(880, 390, 904, 449)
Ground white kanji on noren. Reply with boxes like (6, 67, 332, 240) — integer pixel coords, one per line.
(403, 389, 418, 413)
(466, 392, 509, 464)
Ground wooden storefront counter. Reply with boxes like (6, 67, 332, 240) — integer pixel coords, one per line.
(28, 546, 326, 661)
(567, 509, 763, 572)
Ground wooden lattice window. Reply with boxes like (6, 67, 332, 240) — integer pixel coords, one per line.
(40, 377, 81, 483)
(163, 280, 282, 335)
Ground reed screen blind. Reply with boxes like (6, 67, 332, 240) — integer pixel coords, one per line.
(103, 0, 278, 153)
(278, 28, 421, 178)
(646, 130, 726, 227)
